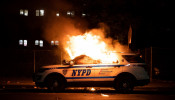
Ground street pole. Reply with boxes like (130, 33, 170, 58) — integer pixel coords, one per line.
(150, 47, 153, 82)
(34, 50, 35, 73)
(61, 50, 62, 65)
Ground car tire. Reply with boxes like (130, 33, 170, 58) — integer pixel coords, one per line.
(114, 76, 134, 93)
(46, 76, 65, 92)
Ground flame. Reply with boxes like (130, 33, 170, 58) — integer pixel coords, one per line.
(65, 31, 119, 64)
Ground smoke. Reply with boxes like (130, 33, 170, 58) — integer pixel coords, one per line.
(113, 40, 130, 52)
(42, 0, 86, 42)
(98, 23, 130, 52)
(84, 23, 130, 53)
(43, 17, 82, 42)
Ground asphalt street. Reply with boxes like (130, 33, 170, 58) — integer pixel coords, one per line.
(0, 89, 175, 100)
(0, 79, 175, 100)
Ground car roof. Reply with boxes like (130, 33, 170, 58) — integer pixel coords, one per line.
(115, 52, 137, 55)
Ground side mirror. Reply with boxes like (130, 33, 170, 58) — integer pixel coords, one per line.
(122, 59, 124, 62)
(62, 60, 69, 65)
(116, 60, 119, 63)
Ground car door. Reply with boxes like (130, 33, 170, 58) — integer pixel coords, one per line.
(93, 64, 122, 82)
(65, 64, 95, 83)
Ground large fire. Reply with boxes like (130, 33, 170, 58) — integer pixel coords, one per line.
(65, 31, 119, 64)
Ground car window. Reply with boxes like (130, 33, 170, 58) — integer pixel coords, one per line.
(122, 55, 145, 63)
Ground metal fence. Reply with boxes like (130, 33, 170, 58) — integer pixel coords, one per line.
(1, 49, 62, 78)
(140, 47, 175, 80)
(33, 50, 62, 73)
(1, 47, 175, 80)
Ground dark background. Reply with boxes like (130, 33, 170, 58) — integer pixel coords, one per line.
(0, 0, 175, 80)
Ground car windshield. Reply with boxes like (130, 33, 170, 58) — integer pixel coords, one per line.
(122, 55, 145, 63)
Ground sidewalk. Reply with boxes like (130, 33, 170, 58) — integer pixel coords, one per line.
(134, 79, 175, 92)
(0, 77, 35, 89)
(144, 79, 175, 88)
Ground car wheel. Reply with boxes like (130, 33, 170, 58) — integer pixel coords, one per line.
(114, 76, 134, 93)
(46, 76, 65, 92)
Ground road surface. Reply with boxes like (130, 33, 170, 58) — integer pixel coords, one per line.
(1, 79, 175, 100)
(0, 86, 175, 100)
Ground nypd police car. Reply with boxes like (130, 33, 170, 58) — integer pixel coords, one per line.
(33, 53, 150, 93)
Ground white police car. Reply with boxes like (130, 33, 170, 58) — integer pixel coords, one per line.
(33, 53, 150, 93)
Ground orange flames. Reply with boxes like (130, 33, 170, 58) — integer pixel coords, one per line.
(65, 31, 119, 64)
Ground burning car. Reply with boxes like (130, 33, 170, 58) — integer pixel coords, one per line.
(33, 52, 150, 93)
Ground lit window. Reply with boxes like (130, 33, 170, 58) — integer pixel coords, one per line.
(71, 11, 75, 16)
(36, 10, 39, 16)
(67, 11, 71, 15)
(56, 13, 59, 16)
(20, 9, 24, 15)
(67, 11, 74, 16)
(55, 41, 59, 45)
(20, 9, 28, 16)
(51, 41, 59, 46)
(19, 40, 23, 45)
(35, 40, 39, 45)
(24, 10, 28, 16)
(24, 40, 27, 46)
(82, 13, 86, 17)
(51, 41, 54, 45)
(19, 39, 28, 46)
(36, 9, 44, 16)
(40, 10, 44, 16)
(39, 40, 43, 47)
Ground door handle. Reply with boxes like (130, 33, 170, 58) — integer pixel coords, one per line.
(86, 66, 92, 68)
